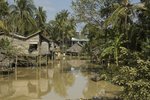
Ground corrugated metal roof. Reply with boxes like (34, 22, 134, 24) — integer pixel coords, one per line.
(71, 37, 89, 42)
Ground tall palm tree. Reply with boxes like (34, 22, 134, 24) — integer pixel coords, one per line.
(104, 0, 145, 38)
(48, 10, 76, 51)
(0, 0, 9, 20)
(10, 0, 36, 35)
(102, 0, 146, 66)
(35, 6, 46, 30)
(0, 0, 9, 32)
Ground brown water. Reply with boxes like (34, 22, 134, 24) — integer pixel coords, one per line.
(0, 60, 122, 100)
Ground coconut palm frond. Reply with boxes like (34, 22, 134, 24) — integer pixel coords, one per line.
(24, 11, 36, 27)
(104, 6, 126, 28)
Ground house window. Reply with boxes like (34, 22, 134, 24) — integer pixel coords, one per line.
(29, 44, 38, 53)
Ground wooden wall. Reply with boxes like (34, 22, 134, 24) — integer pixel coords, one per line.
(0, 34, 49, 56)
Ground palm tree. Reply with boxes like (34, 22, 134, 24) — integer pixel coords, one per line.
(104, 0, 145, 40)
(102, 0, 146, 66)
(0, 0, 9, 32)
(48, 10, 76, 51)
(35, 6, 47, 31)
(0, 0, 9, 20)
(9, 0, 36, 35)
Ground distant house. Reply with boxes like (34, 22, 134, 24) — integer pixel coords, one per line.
(66, 42, 83, 56)
(71, 32, 89, 46)
(71, 37, 89, 46)
(0, 31, 51, 56)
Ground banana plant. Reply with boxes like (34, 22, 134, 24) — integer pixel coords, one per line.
(101, 34, 127, 66)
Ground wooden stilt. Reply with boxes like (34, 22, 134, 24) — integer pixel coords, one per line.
(39, 54, 41, 68)
(15, 55, 18, 80)
(46, 55, 48, 66)
(38, 41, 41, 68)
(46, 64, 48, 79)
(8, 57, 10, 78)
(36, 56, 38, 67)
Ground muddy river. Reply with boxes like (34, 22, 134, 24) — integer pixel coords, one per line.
(0, 60, 122, 100)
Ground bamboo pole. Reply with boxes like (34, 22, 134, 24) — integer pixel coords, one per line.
(46, 64, 48, 79)
(46, 55, 48, 66)
(39, 52, 41, 68)
(36, 56, 38, 67)
(8, 56, 10, 79)
(38, 40, 41, 68)
(15, 55, 18, 80)
(36, 67, 40, 98)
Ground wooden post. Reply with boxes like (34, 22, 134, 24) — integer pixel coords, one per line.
(15, 55, 18, 80)
(8, 57, 10, 78)
(46, 55, 48, 66)
(39, 53, 41, 68)
(46, 63, 48, 79)
(38, 40, 41, 68)
(70, 53, 71, 60)
(36, 56, 38, 67)
(27, 56, 29, 67)
(36, 67, 40, 98)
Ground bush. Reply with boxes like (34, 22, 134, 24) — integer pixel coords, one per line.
(112, 59, 150, 100)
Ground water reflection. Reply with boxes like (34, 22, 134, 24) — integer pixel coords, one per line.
(83, 80, 122, 99)
(0, 60, 121, 100)
(52, 60, 75, 97)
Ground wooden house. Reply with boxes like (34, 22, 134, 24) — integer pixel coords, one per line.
(0, 31, 51, 67)
(0, 31, 51, 56)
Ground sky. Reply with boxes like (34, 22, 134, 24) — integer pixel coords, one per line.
(7, 0, 140, 31)
(7, 0, 140, 21)
(34, 0, 73, 21)
(7, 0, 73, 21)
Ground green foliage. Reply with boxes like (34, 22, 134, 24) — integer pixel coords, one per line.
(72, 0, 120, 25)
(99, 74, 107, 81)
(0, 38, 16, 56)
(112, 59, 150, 100)
(9, 0, 37, 35)
(48, 10, 76, 50)
(35, 6, 47, 30)
(0, 20, 6, 31)
(72, 0, 150, 99)
(0, 0, 9, 19)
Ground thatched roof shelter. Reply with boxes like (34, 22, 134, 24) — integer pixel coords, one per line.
(66, 43, 83, 54)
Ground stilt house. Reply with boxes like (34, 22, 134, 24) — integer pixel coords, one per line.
(0, 31, 51, 56)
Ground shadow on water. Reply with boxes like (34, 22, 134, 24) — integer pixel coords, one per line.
(0, 59, 122, 100)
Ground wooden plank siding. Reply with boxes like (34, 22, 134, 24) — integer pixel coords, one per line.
(0, 31, 51, 56)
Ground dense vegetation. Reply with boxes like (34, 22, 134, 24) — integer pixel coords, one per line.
(0, 0, 76, 51)
(72, 0, 150, 99)
(0, 0, 150, 99)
